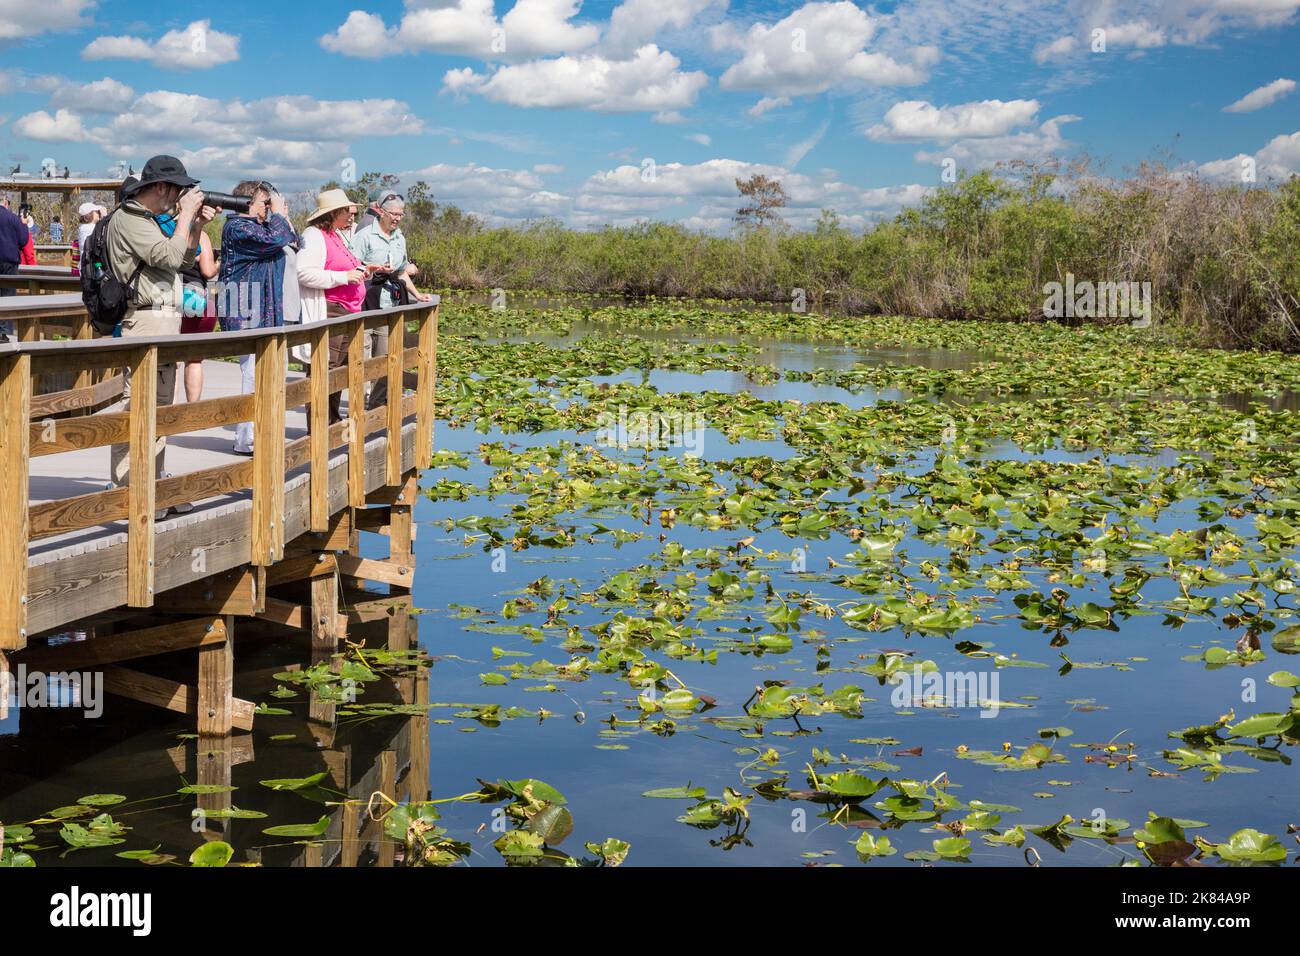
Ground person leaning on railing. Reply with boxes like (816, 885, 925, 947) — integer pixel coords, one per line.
(351, 192, 434, 411)
(218, 180, 300, 455)
(105, 155, 216, 515)
(296, 188, 367, 424)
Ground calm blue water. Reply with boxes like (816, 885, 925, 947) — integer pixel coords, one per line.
(2, 333, 1295, 867)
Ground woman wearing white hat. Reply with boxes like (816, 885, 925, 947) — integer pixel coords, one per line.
(73, 200, 107, 273)
(296, 188, 369, 422)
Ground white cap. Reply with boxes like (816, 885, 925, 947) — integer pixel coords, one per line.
(78, 201, 106, 217)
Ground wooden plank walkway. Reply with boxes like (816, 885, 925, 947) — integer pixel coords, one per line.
(0, 294, 438, 736)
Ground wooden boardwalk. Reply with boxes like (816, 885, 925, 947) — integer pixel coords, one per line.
(0, 283, 439, 738)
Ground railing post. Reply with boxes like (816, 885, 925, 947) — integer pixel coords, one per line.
(252, 335, 286, 565)
(0, 353, 31, 648)
(72, 311, 94, 397)
(127, 346, 157, 608)
(416, 304, 439, 468)
(347, 318, 366, 508)
(309, 323, 330, 531)
(385, 311, 404, 485)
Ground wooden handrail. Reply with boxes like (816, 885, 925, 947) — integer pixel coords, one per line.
(0, 299, 435, 356)
(0, 299, 440, 647)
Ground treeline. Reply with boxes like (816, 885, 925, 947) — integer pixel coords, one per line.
(362, 165, 1300, 351)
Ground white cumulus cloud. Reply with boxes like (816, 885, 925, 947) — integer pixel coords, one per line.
(83, 19, 240, 70)
(718, 1, 938, 105)
(443, 44, 707, 112)
(1224, 78, 1296, 113)
(1200, 130, 1300, 183)
(12, 108, 89, 141)
(0, 0, 92, 40)
(868, 99, 1042, 143)
(322, 0, 598, 60)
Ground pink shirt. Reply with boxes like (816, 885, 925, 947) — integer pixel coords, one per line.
(322, 228, 365, 313)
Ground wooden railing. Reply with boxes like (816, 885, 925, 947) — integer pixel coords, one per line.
(34, 243, 75, 268)
(0, 299, 439, 646)
(0, 273, 82, 295)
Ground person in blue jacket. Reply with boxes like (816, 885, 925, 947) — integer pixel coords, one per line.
(218, 180, 299, 454)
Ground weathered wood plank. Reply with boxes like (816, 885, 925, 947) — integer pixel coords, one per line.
(386, 314, 404, 485)
(347, 321, 366, 508)
(352, 506, 391, 532)
(264, 551, 336, 588)
(0, 353, 31, 648)
(29, 412, 128, 457)
(309, 323, 330, 531)
(416, 304, 438, 469)
(388, 471, 417, 595)
(311, 567, 341, 653)
(258, 597, 346, 635)
(336, 553, 413, 588)
(127, 346, 157, 607)
(104, 665, 254, 732)
(159, 567, 260, 616)
(29, 373, 125, 418)
(17, 617, 226, 670)
(252, 335, 286, 565)
(198, 616, 235, 736)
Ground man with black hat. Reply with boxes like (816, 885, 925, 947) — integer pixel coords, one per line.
(106, 155, 216, 507)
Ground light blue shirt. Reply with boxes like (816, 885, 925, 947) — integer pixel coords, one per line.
(350, 222, 407, 309)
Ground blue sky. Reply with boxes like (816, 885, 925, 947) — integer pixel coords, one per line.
(2, 0, 1298, 231)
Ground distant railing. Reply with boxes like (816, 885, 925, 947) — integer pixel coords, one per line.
(34, 244, 75, 268)
(0, 299, 439, 645)
(0, 273, 82, 295)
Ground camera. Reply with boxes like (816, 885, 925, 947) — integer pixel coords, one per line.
(203, 191, 254, 214)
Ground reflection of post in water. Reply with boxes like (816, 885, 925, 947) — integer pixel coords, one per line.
(332, 588, 428, 867)
(194, 735, 255, 842)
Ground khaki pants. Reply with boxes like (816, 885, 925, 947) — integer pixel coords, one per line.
(109, 308, 181, 486)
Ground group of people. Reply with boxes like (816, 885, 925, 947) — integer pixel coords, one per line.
(7, 153, 433, 519)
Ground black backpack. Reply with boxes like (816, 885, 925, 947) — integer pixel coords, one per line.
(80, 212, 145, 336)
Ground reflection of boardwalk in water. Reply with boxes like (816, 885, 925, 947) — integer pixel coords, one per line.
(0, 588, 430, 867)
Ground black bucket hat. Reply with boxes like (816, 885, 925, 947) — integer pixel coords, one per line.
(122, 155, 199, 196)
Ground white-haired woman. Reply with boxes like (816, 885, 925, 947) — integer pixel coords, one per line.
(296, 188, 368, 423)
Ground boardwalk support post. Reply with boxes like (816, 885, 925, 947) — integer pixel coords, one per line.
(0, 353, 31, 648)
(198, 616, 235, 737)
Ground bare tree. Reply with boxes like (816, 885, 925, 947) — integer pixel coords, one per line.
(735, 174, 788, 229)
